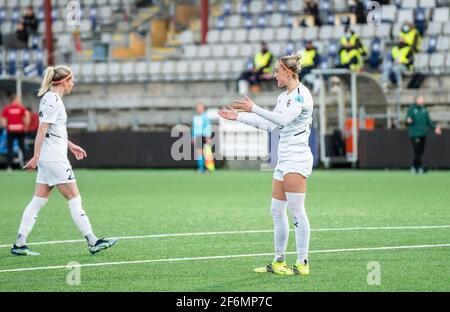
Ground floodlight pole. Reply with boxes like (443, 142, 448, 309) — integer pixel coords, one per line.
(44, 0, 54, 65)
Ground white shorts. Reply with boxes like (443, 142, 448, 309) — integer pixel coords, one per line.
(36, 161, 76, 187)
(273, 157, 313, 181)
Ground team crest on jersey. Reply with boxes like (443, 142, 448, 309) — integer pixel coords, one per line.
(296, 95, 304, 103)
(287, 99, 291, 107)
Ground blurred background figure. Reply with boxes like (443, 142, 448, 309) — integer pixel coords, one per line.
(22, 6, 38, 36)
(380, 37, 414, 90)
(1, 91, 30, 172)
(237, 41, 274, 94)
(304, 0, 321, 26)
(300, 40, 321, 92)
(192, 103, 212, 173)
(337, 26, 366, 71)
(399, 21, 421, 54)
(406, 96, 441, 174)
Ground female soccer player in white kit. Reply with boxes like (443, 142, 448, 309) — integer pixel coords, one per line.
(11, 65, 117, 256)
(219, 51, 312, 276)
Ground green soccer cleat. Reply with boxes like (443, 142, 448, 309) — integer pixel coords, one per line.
(10, 244, 40, 256)
(254, 261, 294, 276)
(293, 260, 310, 275)
(89, 238, 117, 255)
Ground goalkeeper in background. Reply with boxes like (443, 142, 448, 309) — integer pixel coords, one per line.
(192, 103, 212, 173)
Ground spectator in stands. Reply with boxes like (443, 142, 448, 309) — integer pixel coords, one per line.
(192, 103, 212, 173)
(300, 41, 320, 90)
(237, 42, 274, 94)
(380, 37, 414, 89)
(304, 0, 321, 26)
(341, 26, 367, 57)
(14, 22, 29, 48)
(22, 6, 38, 36)
(338, 27, 365, 72)
(349, 0, 367, 24)
(399, 21, 421, 53)
(1, 91, 30, 172)
(406, 95, 442, 174)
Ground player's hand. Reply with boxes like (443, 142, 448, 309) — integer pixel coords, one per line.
(435, 127, 442, 135)
(218, 109, 238, 121)
(230, 95, 254, 112)
(69, 144, 87, 160)
(23, 156, 38, 171)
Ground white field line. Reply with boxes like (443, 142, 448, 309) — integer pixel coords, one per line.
(1, 225, 450, 249)
(0, 243, 449, 273)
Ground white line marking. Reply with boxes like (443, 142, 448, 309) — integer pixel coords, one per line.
(1, 225, 450, 249)
(0, 243, 449, 273)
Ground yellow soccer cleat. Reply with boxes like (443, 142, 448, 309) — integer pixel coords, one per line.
(293, 261, 310, 275)
(254, 261, 295, 276)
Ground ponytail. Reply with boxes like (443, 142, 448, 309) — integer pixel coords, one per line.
(37, 66, 55, 97)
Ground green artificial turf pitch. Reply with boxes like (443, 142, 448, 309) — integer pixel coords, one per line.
(0, 169, 449, 291)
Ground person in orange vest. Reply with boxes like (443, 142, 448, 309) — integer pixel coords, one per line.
(1, 91, 30, 171)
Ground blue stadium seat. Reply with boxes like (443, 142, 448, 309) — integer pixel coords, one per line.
(216, 15, 226, 30)
(427, 36, 437, 54)
(369, 38, 382, 69)
(223, 1, 232, 16)
(266, 0, 274, 14)
(11, 7, 20, 24)
(0, 7, 5, 24)
(243, 14, 253, 29)
(256, 14, 266, 28)
(278, 0, 288, 14)
(415, 7, 426, 35)
(7, 50, 17, 76)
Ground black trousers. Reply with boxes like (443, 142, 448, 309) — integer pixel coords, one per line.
(411, 136, 426, 169)
(7, 132, 26, 167)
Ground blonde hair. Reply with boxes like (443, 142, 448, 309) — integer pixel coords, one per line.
(37, 65, 72, 97)
(278, 50, 302, 78)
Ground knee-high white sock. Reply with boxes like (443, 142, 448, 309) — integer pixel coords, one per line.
(286, 192, 310, 264)
(15, 196, 48, 246)
(68, 196, 98, 246)
(271, 198, 289, 263)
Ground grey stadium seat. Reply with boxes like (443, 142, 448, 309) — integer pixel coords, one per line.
(270, 13, 283, 28)
(419, 0, 435, 8)
(122, 62, 135, 82)
(303, 26, 318, 41)
(189, 60, 203, 81)
(375, 24, 391, 38)
(184, 45, 198, 59)
(161, 61, 176, 81)
(261, 28, 275, 42)
(80, 63, 95, 83)
(228, 15, 242, 28)
(275, 27, 291, 42)
(149, 61, 162, 82)
(446, 52, 450, 70)
(319, 25, 334, 41)
(219, 29, 233, 43)
(212, 44, 226, 58)
(429, 52, 446, 72)
(203, 60, 217, 80)
(426, 22, 443, 36)
(444, 22, 450, 36)
(360, 24, 376, 38)
(231, 59, 246, 76)
(332, 25, 345, 40)
(234, 28, 248, 43)
(175, 60, 190, 81)
(381, 5, 397, 23)
(207, 29, 220, 44)
(108, 63, 122, 82)
(290, 27, 305, 42)
(248, 28, 263, 43)
(437, 36, 449, 52)
(198, 45, 212, 58)
(226, 44, 240, 58)
(217, 59, 231, 79)
(94, 63, 108, 83)
(414, 53, 429, 71)
(135, 62, 150, 82)
(239, 43, 254, 57)
(433, 7, 449, 23)
(397, 9, 414, 24)
(401, 0, 417, 9)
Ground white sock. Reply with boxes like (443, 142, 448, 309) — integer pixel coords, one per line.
(271, 198, 289, 263)
(68, 196, 98, 246)
(286, 192, 310, 264)
(16, 196, 48, 247)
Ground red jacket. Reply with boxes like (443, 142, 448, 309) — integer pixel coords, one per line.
(1, 102, 29, 133)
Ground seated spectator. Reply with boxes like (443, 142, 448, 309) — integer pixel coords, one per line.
(15, 22, 29, 48)
(338, 45, 363, 71)
(341, 25, 367, 57)
(349, 0, 367, 24)
(304, 0, 321, 26)
(237, 41, 274, 94)
(399, 21, 421, 53)
(380, 37, 414, 89)
(22, 6, 38, 36)
(300, 40, 321, 90)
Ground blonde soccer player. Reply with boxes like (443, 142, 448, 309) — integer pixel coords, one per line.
(10, 65, 117, 256)
(219, 51, 313, 276)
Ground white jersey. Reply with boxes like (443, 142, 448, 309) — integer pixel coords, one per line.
(237, 83, 313, 162)
(38, 91, 69, 162)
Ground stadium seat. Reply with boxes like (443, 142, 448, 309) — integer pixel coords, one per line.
(149, 61, 162, 82)
(243, 14, 253, 29)
(203, 60, 217, 80)
(290, 27, 305, 42)
(249, 1, 264, 15)
(135, 61, 149, 82)
(108, 63, 122, 82)
(419, 0, 435, 8)
(234, 28, 248, 43)
(207, 29, 220, 44)
(239, 1, 250, 15)
(278, 0, 288, 13)
(414, 52, 429, 71)
(391, 22, 403, 39)
(122, 62, 135, 82)
(217, 59, 231, 79)
(401, 0, 417, 9)
(183, 45, 198, 59)
(215, 15, 226, 30)
(228, 14, 242, 28)
(223, 1, 233, 15)
(198, 45, 211, 58)
(436, 36, 449, 52)
(256, 14, 267, 28)
(270, 42, 283, 58)
(304, 26, 318, 41)
(381, 5, 397, 23)
(332, 25, 345, 40)
(239, 43, 254, 57)
(397, 9, 414, 23)
(226, 44, 240, 58)
(269, 13, 283, 27)
(426, 22, 443, 36)
(175, 60, 189, 81)
(360, 24, 376, 39)
(429, 52, 446, 72)
(427, 36, 438, 53)
(433, 7, 449, 23)
(212, 44, 226, 58)
(231, 59, 246, 76)
(446, 52, 450, 70)
(80, 63, 95, 83)
(94, 63, 108, 83)
(275, 27, 290, 42)
(319, 25, 334, 41)
(261, 28, 275, 42)
(161, 61, 176, 81)
(248, 28, 262, 43)
(219, 29, 233, 43)
(444, 21, 450, 36)
(265, 0, 274, 14)
(189, 60, 203, 81)
(375, 24, 391, 38)
(70, 63, 81, 79)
